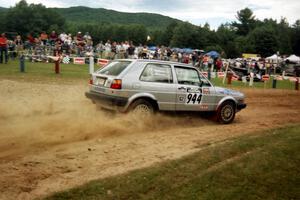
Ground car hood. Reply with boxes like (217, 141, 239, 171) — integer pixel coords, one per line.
(214, 87, 245, 98)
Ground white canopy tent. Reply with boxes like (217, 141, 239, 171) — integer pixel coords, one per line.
(266, 54, 282, 62)
(284, 55, 300, 63)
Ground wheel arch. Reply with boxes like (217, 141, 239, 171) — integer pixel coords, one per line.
(216, 97, 237, 111)
(125, 93, 159, 112)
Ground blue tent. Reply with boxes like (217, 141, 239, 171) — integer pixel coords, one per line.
(182, 48, 193, 54)
(205, 51, 220, 58)
(171, 48, 183, 53)
(148, 46, 157, 51)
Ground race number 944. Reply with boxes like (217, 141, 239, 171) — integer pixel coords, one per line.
(186, 93, 202, 104)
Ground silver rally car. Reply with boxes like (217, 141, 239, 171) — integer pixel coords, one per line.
(85, 59, 246, 124)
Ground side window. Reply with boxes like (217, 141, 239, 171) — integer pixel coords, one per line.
(175, 66, 201, 86)
(199, 73, 212, 87)
(140, 64, 173, 83)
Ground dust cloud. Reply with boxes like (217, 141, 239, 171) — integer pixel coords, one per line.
(0, 80, 210, 159)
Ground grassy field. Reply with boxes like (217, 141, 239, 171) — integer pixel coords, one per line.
(0, 60, 297, 89)
(0, 60, 92, 82)
(45, 125, 300, 200)
(211, 77, 297, 90)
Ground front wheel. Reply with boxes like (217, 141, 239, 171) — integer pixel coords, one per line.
(216, 101, 236, 124)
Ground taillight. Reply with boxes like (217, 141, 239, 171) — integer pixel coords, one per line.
(110, 79, 122, 89)
(89, 79, 93, 84)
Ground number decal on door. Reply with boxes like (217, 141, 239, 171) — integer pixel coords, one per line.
(186, 93, 202, 104)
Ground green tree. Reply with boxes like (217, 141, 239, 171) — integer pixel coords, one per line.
(277, 18, 292, 54)
(4, 0, 65, 36)
(170, 22, 200, 48)
(216, 24, 239, 58)
(232, 7, 256, 35)
(291, 20, 300, 55)
(248, 26, 279, 57)
(160, 21, 178, 46)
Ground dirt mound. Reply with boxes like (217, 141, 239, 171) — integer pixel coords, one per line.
(0, 79, 299, 200)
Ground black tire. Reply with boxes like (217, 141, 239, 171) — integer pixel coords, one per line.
(129, 99, 154, 115)
(216, 101, 236, 124)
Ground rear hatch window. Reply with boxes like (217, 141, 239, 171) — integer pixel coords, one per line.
(97, 61, 131, 76)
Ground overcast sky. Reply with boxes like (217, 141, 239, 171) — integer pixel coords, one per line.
(2, 0, 300, 29)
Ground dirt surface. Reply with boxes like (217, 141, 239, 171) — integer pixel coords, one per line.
(0, 79, 299, 200)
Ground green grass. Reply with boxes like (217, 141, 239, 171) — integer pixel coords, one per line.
(0, 61, 297, 89)
(45, 125, 300, 200)
(210, 76, 296, 90)
(0, 60, 96, 82)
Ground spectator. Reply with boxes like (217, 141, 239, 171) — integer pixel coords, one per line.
(76, 32, 85, 56)
(49, 31, 58, 46)
(32, 38, 44, 62)
(127, 42, 135, 59)
(111, 42, 117, 59)
(118, 42, 126, 59)
(104, 40, 111, 59)
(141, 45, 148, 59)
(136, 44, 142, 58)
(54, 39, 62, 56)
(192, 52, 197, 66)
(0, 33, 8, 64)
(83, 32, 92, 41)
(177, 52, 182, 63)
(40, 31, 48, 45)
(26, 33, 35, 50)
(14, 35, 23, 56)
(123, 41, 129, 58)
(96, 41, 105, 58)
(183, 53, 189, 64)
(216, 58, 223, 72)
(8, 40, 16, 60)
(59, 32, 67, 42)
(61, 33, 72, 55)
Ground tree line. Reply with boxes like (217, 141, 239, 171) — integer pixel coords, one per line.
(0, 0, 299, 58)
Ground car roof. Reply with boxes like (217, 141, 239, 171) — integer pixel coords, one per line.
(115, 59, 195, 68)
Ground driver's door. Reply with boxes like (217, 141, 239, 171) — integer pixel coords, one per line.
(174, 66, 203, 111)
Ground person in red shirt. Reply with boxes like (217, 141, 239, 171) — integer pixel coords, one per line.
(216, 58, 223, 72)
(0, 33, 8, 64)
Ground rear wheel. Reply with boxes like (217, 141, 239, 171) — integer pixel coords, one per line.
(216, 101, 236, 124)
(130, 99, 154, 115)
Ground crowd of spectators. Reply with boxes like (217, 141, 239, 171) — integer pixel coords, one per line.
(1, 31, 226, 72)
(1, 31, 213, 64)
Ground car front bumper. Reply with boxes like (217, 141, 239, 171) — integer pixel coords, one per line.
(85, 91, 128, 111)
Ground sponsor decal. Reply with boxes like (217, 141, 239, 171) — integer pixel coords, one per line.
(186, 93, 202, 104)
(200, 105, 209, 110)
(202, 72, 208, 78)
(178, 96, 185, 103)
(288, 77, 298, 82)
(217, 72, 225, 78)
(73, 57, 85, 65)
(262, 75, 270, 81)
(202, 88, 210, 94)
(97, 59, 109, 66)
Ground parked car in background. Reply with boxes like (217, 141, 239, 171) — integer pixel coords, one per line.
(85, 59, 246, 124)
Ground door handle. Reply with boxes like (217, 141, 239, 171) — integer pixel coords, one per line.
(178, 86, 186, 90)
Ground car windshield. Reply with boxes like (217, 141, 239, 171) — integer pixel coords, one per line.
(97, 61, 131, 76)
